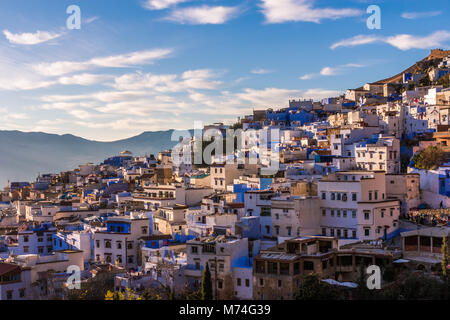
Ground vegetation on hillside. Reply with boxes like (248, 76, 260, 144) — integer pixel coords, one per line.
(412, 145, 446, 171)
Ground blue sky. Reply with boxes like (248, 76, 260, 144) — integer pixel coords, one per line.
(0, 0, 448, 141)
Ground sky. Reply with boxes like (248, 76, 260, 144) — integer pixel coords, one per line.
(0, 0, 448, 141)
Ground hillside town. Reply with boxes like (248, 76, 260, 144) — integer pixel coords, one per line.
(0, 49, 449, 301)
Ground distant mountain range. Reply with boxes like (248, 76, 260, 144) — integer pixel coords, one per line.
(0, 130, 185, 188)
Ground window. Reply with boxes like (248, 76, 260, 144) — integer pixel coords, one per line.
(342, 193, 347, 202)
(127, 242, 133, 249)
(278, 280, 282, 288)
(105, 255, 112, 263)
(127, 256, 134, 264)
(369, 191, 372, 201)
(364, 211, 370, 220)
(330, 229, 335, 236)
(352, 193, 357, 201)
(96, 240, 100, 248)
(38, 246, 44, 254)
(390, 208, 394, 217)
(23, 236, 29, 243)
(259, 278, 264, 287)
(374, 191, 378, 200)
(142, 226, 148, 234)
(219, 263, 224, 272)
(23, 246, 29, 253)
(303, 261, 314, 271)
(287, 227, 292, 236)
(322, 192, 326, 200)
(237, 278, 242, 286)
(330, 210, 334, 217)
(331, 193, 336, 200)
(245, 279, 250, 287)
(19, 289, 25, 298)
(322, 228, 326, 236)
(337, 210, 341, 217)
(337, 229, 341, 238)
(322, 209, 326, 216)
(364, 228, 370, 237)
(344, 230, 348, 239)
(275, 226, 280, 235)
(38, 237, 43, 242)
(343, 210, 347, 218)
(352, 230, 357, 239)
(381, 210, 385, 218)
(6, 290, 12, 300)
(105, 241, 111, 248)
(352, 210, 357, 219)
(195, 261, 200, 270)
(117, 255, 122, 263)
(117, 241, 122, 249)
(191, 246, 198, 254)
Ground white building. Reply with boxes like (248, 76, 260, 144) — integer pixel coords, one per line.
(318, 171, 400, 242)
(355, 135, 400, 174)
(94, 214, 150, 268)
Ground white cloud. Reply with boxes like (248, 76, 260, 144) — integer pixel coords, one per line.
(58, 73, 113, 86)
(330, 34, 380, 50)
(300, 74, 315, 80)
(0, 109, 29, 121)
(33, 48, 174, 76)
(3, 29, 62, 45)
(236, 87, 342, 107)
(260, 0, 362, 24)
(385, 31, 450, 51)
(84, 16, 100, 24)
(237, 88, 301, 107)
(320, 66, 337, 76)
(300, 63, 364, 80)
(251, 68, 273, 75)
(143, 0, 189, 10)
(401, 11, 442, 20)
(0, 77, 56, 91)
(165, 5, 240, 24)
(110, 69, 221, 92)
(302, 88, 341, 99)
(331, 30, 450, 51)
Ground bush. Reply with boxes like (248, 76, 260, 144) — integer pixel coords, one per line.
(412, 145, 446, 171)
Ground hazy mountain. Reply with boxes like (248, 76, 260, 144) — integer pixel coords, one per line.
(0, 130, 185, 188)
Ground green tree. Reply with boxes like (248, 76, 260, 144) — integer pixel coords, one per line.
(201, 262, 213, 300)
(412, 146, 445, 171)
(419, 75, 431, 86)
(105, 288, 142, 300)
(354, 263, 372, 300)
(294, 274, 340, 300)
(381, 274, 446, 300)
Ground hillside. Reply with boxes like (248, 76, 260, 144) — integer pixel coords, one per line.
(372, 49, 450, 85)
(0, 130, 183, 188)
